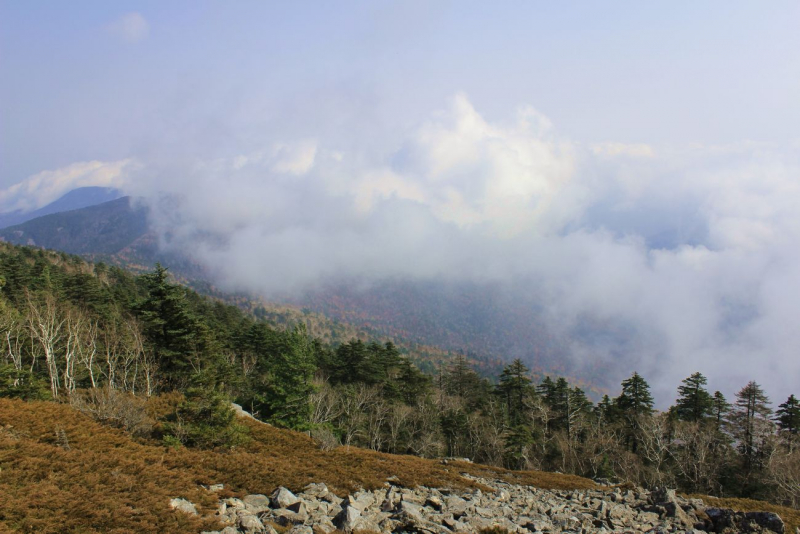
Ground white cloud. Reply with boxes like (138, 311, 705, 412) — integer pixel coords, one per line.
(350, 93, 576, 237)
(271, 140, 318, 175)
(106, 13, 149, 43)
(0, 159, 135, 213)
(591, 142, 655, 159)
(20, 94, 799, 405)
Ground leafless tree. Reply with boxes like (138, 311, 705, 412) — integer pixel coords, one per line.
(26, 292, 64, 399)
(766, 446, 800, 507)
(638, 412, 676, 488)
(309, 379, 343, 426)
(76, 317, 99, 389)
(0, 308, 25, 384)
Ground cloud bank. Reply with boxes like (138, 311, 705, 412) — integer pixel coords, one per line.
(128, 95, 800, 404)
(6, 94, 799, 405)
(0, 159, 135, 213)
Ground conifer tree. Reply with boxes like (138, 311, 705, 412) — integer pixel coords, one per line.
(262, 324, 317, 429)
(729, 381, 773, 469)
(394, 359, 431, 405)
(445, 354, 479, 398)
(496, 358, 535, 426)
(711, 390, 731, 431)
(775, 394, 800, 436)
(135, 264, 198, 388)
(615, 372, 654, 452)
(675, 372, 713, 422)
(163, 376, 249, 449)
(594, 394, 617, 423)
(540, 377, 591, 436)
(328, 339, 381, 385)
(616, 372, 654, 418)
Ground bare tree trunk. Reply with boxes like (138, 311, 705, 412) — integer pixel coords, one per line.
(62, 307, 86, 396)
(77, 318, 99, 389)
(26, 292, 64, 400)
(1, 312, 25, 386)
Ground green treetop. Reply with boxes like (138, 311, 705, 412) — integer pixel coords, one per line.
(675, 372, 714, 422)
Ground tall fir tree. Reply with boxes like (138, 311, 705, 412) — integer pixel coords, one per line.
(675, 372, 714, 422)
(775, 394, 800, 435)
(135, 264, 199, 388)
(496, 358, 536, 426)
(616, 372, 654, 418)
(729, 381, 773, 470)
(261, 324, 318, 429)
(615, 372, 654, 453)
(711, 390, 731, 431)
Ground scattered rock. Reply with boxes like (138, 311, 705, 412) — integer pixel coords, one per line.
(270, 486, 299, 509)
(333, 503, 361, 531)
(243, 494, 271, 512)
(199, 478, 786, 534)
(169, 497, 197, 515)
(238, 513, 264, 534)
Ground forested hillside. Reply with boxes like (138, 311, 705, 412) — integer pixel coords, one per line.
(0, 242, 798, 511)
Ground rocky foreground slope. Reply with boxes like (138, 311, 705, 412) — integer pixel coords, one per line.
(177, 474, 790, 534)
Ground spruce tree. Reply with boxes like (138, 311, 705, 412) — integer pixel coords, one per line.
(711, 390, 731, 431)
(616, 372, 654, 418)
(594, 394, 617, 423)
(775, 394, 800, 435)
(614, 372, 654, 453)
(135, 264, 198, 389)
(163, 378, 249, 449)
(675, 372, 713, 422)
(540, 377, 591, 435)
(328, 339, 382, 385)
(496, 359, 535, 426)
(395, 359, 431, 405)
(262, 324, 317, 429)
(729, 381, 773, 470)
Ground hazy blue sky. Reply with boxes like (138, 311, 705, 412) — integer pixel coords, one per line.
(2, 1, 799, 185)
(2, 2, 800, 403)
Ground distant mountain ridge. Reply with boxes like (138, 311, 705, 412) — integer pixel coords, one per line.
(0, 196, 147, 255)
(0, 186, 122, 229)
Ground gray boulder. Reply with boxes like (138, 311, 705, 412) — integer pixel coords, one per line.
(238, 513, 265, 533)
(243, 494, 271, 512)
(270, 486, 299, 509)
(334, 504, 361, 532)
(168, 497, 197, 515)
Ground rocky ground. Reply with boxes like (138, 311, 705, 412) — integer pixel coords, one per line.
(172, 475, 791, 534)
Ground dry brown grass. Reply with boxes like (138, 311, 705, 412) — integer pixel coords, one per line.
(687, 494, 800, 533)
(0, 398, 597, 533)
(0, 399, 222, 533)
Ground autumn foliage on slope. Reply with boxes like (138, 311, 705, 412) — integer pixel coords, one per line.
(0, 397, 597, 534)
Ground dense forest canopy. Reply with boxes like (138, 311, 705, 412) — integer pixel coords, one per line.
(0, 242, 798, 508)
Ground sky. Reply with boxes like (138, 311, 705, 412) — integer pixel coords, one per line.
(1, 1, 799, 405)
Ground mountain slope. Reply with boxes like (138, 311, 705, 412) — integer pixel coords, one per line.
(0, 196, 147, 255)
(0, 193, 600, 389)
(0, 186, 122, 229)
(0, 397, 599, 533)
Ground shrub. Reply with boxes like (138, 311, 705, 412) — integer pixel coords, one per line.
(162, 386, 249, 449)
(0, 364, 51, 401)
(310, 424, 340, 451)
(71, 386, 154, 437)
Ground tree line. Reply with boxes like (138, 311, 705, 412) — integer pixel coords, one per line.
(0, 243, 797, 508)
